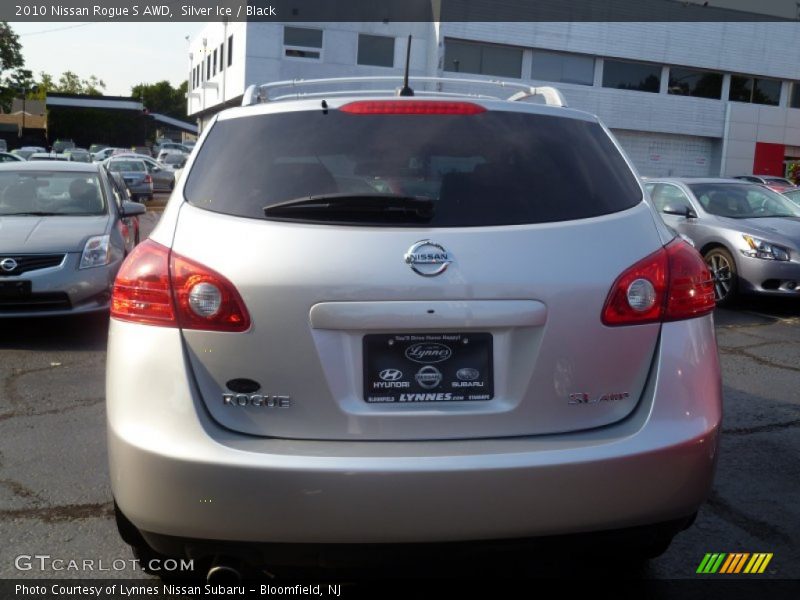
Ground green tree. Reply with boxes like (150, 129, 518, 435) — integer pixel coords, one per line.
(0, 21, 26, 111)
(131, 80, 188, 120)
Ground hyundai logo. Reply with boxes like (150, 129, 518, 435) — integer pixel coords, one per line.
(404, 240, 452, 277)
(379, 368, 404, 382)
(0, 258, 18, 272)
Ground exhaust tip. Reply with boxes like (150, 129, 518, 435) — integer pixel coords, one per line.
(207, 562, 242, 586)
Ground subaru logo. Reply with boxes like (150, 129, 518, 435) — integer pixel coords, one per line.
(456, 368, 480, 381)
(405, 343, 452, 364)
(0, 258, 18, 272)
(404, 240, 451, 277)
(415, 366, 443, 389)
(379, 369, 404, 382)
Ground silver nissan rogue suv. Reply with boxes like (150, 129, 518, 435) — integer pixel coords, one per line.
(107, 76, 721, 578)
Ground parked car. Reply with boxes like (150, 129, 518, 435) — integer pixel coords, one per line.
(107, 153, 175, 192)
(105, 158, 153, 202)
(131, 145, 153, 157)
(108, 78, 721, 580)
(93, 147, 119, 162)
(64, 149, 93, 163)
(0, 152, 25, 163)
(157, 142, 190, 155)
(645, 178, 800, 304)
(0, 140, 7, 152)
(51, 139, 76, 154)
(28, 153, 68, 162)
(107, 171, 143, 250)
(782, 187, 800, 208)
(12, 146, 47, 161)
(156, 150, 187, 171)
(733, 175, 796, 193)
(0, 161, 144, 317)
(89, 143, 110, 155)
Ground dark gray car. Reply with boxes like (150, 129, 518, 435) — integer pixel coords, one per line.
(645, 178, 800, 304)
(0, 161, 145, 316)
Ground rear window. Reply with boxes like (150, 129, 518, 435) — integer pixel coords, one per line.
(109, 161, 145, 172)
(185, 109, 642, 226)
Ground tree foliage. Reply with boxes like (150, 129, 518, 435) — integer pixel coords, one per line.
(131, 80, 188, 120)
(35, 70, 106, 96)
(0, 21, 25, 111)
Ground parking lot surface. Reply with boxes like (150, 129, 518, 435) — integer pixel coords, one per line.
(0, 205, 798, 583)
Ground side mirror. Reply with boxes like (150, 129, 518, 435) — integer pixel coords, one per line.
(662, 204, 696, 219)
(121, 201, 146, 216)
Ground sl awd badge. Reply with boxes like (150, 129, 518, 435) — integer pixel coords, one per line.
(404, 240, 451, 277)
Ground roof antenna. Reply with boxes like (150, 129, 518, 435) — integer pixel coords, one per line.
(397, 35, 414, 97)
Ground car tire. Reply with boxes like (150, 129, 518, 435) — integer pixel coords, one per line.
(703, 246, 738, 306)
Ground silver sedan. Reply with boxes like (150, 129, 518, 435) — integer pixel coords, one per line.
(0, 161, 145, 317)
(645, 178, 800, 304)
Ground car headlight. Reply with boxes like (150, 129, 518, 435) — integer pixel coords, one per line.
(741, 235, 790, 261)
(79, 235, 111, 269)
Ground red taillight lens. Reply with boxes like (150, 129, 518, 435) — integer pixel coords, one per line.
(602, 239, 715, 326)
(112, 240, 175, 326)
(144, 175, 153, 184)
(111, 239, 250, 332)
(339, 100, 486, 115)
(170, 253, 250, 332)
(663, 240, 716, 321)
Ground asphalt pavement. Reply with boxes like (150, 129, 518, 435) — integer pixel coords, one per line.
(1, 201, 798, 586)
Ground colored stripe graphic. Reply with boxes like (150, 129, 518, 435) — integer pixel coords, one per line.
(699, 553, 773, 575)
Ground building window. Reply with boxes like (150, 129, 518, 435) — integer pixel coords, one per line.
(228, 35, 233, 67)
(668, 67, 722, 99)
(206, 55, 211, 80)
(602, 59, 661, 93)
(213, 49, 218, 75)
(531, 50, 594, 86)
(219, 43, 224, 71)
(284, 26, 323, 59)
(729, 75, 781, 106)
(357, 34, 394, 68)
(443, 39, 522, 79)
(791, 83, 800, 109)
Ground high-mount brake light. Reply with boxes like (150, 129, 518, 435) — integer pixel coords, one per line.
(602, 239, 715, 326)
(339, 100, 486, 115)
(111, 239, 250, 331)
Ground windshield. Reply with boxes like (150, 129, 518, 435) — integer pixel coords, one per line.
(689, 182, 800, 219)
(0, 171, 106, 216)
(184, 110, 642, 227)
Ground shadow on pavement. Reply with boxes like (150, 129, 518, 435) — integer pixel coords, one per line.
(0, 313, 109, 352)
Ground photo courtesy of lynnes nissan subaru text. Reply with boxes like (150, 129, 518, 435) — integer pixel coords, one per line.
(106, 74, 721, 581)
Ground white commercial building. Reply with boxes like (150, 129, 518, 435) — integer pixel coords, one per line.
(187, 18, 800, 178)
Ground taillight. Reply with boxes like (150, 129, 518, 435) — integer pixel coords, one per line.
(340, 100, 486, 115)
(170, 252, 250, 332)
(602, 239, 715, 326)
(144, 174, 153, 184)
(111, 239, 250, 332)
(112, 240, 174, 326)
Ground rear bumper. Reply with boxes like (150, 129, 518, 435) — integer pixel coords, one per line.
(107, 316, 722, 545)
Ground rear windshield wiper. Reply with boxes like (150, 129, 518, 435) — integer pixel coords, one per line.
(264, 193, 434, 223)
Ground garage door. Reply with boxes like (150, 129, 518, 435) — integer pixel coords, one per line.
(611, 129, 719, 178)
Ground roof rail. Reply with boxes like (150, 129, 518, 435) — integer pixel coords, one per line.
(241, 77, 567, 108)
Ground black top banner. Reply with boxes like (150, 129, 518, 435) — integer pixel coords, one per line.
(3, 0, 798, 23)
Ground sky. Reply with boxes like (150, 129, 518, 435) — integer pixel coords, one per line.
(11, 22, 206, 96)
